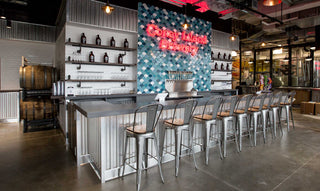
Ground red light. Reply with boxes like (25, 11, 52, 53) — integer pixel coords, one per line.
(218, 8, 238, 16)
(161, 0, 210, 13)
(195, 1, 209, 13)
(146, 23, 208, 56)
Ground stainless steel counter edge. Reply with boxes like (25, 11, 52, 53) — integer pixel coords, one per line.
(276, 87, 320, 91)
(73, 97, 212, 118)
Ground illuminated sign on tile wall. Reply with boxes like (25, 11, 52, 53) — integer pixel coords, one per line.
(137, 2, 212, 94)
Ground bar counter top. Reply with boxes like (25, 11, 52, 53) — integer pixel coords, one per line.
(275, 86, 320, 91)
(74, 97, 211, 118)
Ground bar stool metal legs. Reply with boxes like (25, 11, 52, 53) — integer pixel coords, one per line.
(221, 116, 239, 157)
(121, 133, 164, 191)
(236, 113, 252, 151)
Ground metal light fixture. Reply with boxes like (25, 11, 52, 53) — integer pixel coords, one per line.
(0, 9, 6, 19)
(283, 55, 289, 62)
(230, 19, 236, 41)
(306, 54, 312, 61)
(260, 41, 266, 47)
(310, 46, 316, 50)
(102, 0, 114, 15)
(263, 0, 282, 6)
(181, 5, 190, 30)
(6, 20, 12, 29)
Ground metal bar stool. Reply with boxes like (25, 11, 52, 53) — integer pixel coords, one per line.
(159, 99, 198, 177)
(217, 95, 239, 157)
(269, 91, 283, 137)
(259, 93, 274, 143)
(280, 91, 296, 131)
(234, 94, 253, 151)
(193, 97, 223, 165)
(248, 94, 266, 146)
(120, 103, 164, 191)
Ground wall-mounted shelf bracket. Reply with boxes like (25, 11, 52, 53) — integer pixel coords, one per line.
(121, 82, 126, 87)
(77, 82, 81, 88)
(121, 66, 126, 72)
(77, 64, 81, 70)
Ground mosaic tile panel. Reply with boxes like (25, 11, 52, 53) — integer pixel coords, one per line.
(137, 3, 212, 94)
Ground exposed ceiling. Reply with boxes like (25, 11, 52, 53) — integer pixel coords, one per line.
(0, 0, 319, 49)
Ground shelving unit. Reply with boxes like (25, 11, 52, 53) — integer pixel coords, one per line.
(211, 69, 233, 72)
(65, 42, 137, 51)
(66, 79, 136, 82)
(65, 61, 137, 67)
(211, 58, 235, 62)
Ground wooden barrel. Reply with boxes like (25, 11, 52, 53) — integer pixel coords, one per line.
(20, 99, 57, 120)
(19, 65, 57, 90)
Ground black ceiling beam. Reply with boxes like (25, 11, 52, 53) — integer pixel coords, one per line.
(224, 0, 284, 25)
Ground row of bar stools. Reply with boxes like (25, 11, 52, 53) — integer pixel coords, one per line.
(280, 91, 296, 131)
(119, 91, 296, 191)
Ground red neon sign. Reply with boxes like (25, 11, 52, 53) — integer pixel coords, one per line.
(146, 24, 208, 56)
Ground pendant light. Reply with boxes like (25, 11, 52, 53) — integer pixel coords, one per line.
(305, 54, 312, 61)
(263, 0, 282, 6)
(0, 9, 6, 19)
(102, 0, 114, 15)
(230, 19, 236, 41)
(260, 41, 266, 47)
(181, 5, 190, 30)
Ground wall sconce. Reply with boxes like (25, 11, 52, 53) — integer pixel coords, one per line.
(102, 0, 114, 15)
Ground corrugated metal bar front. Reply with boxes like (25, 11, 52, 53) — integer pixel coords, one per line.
(0, 20, 56, 43)
(67, 0, 138, 33)
(0, 92, 19, 122)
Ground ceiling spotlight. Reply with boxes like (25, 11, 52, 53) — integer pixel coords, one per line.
(181, 20, 190, 30)
(260, 42, 266, 47)
(6, 20, 12, 29)
(229, 34, 236, 41)
(263, 0, 282, 6)
(102, 0, 114, 15)
(310, 46, 316, 50)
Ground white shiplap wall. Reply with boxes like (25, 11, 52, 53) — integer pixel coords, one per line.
(0, 39, 55, 90)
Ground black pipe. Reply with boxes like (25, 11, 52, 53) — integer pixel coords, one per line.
(225, 0, 283, 25)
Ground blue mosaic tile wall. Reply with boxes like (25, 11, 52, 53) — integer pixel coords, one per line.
(137, 2, 212, 94)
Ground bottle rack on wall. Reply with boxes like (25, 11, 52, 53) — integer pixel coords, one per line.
(211, 69, 233, 72)
(65, 61, 137, 67)
(65, 42, 137, 51)
(65, 79, 136, 82)
(211, 58, 235, 62)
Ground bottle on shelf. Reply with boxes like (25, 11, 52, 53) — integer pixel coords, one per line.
(214, 62, 218, 70)
(118, 54, 123, 64)
(80, 33, 86, 44)
(226, 63, 230, 71)
(110, 37, 115, 47)
(218, 52, 221, 59)
(223, 53, 227, 59)
(124, 38, 129, 48)
(228, 54, 231, 60)
(96, 35, 101, 45)
(103, 52, 109, 63)
(89, 51, 95, 62)
(211, 51, 214, 60)
(221, 63, 224, 70)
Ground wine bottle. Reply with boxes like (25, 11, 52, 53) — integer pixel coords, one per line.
(223, 53, 226, 59)
(218, 52, 221, 59)
(110, 37, 115, 47)
(214, 62, 218, 70)
(124, 38, 129, 48)
(226, 63, 229, 71)
(228, 54, 231, 60)
(80, 33, 86, 44)
(211, 51, 214, 60)
(103, 52, 109, 63)
(96, 35, 101, 45)
(89, 51, 95, 62)
(221, 63, 224, 70)
(118, 54, 123, 64)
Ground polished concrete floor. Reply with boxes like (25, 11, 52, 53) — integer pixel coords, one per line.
(1, 111, 320, 191)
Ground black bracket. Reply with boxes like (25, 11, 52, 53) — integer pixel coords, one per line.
(77, 46, 81, 54)
(77, 64, 81, 70)
(77, 82, 81, 88)
(121, 66, 126, 72)
(121, 82, 126, 87)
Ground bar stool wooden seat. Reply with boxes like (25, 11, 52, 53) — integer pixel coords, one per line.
(217, 95, 239, 157)
(120, 103, 164, 191)
(234, 94, 253, 151)
(159, 99, 198, 177)
(193, 97, 223, 165)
